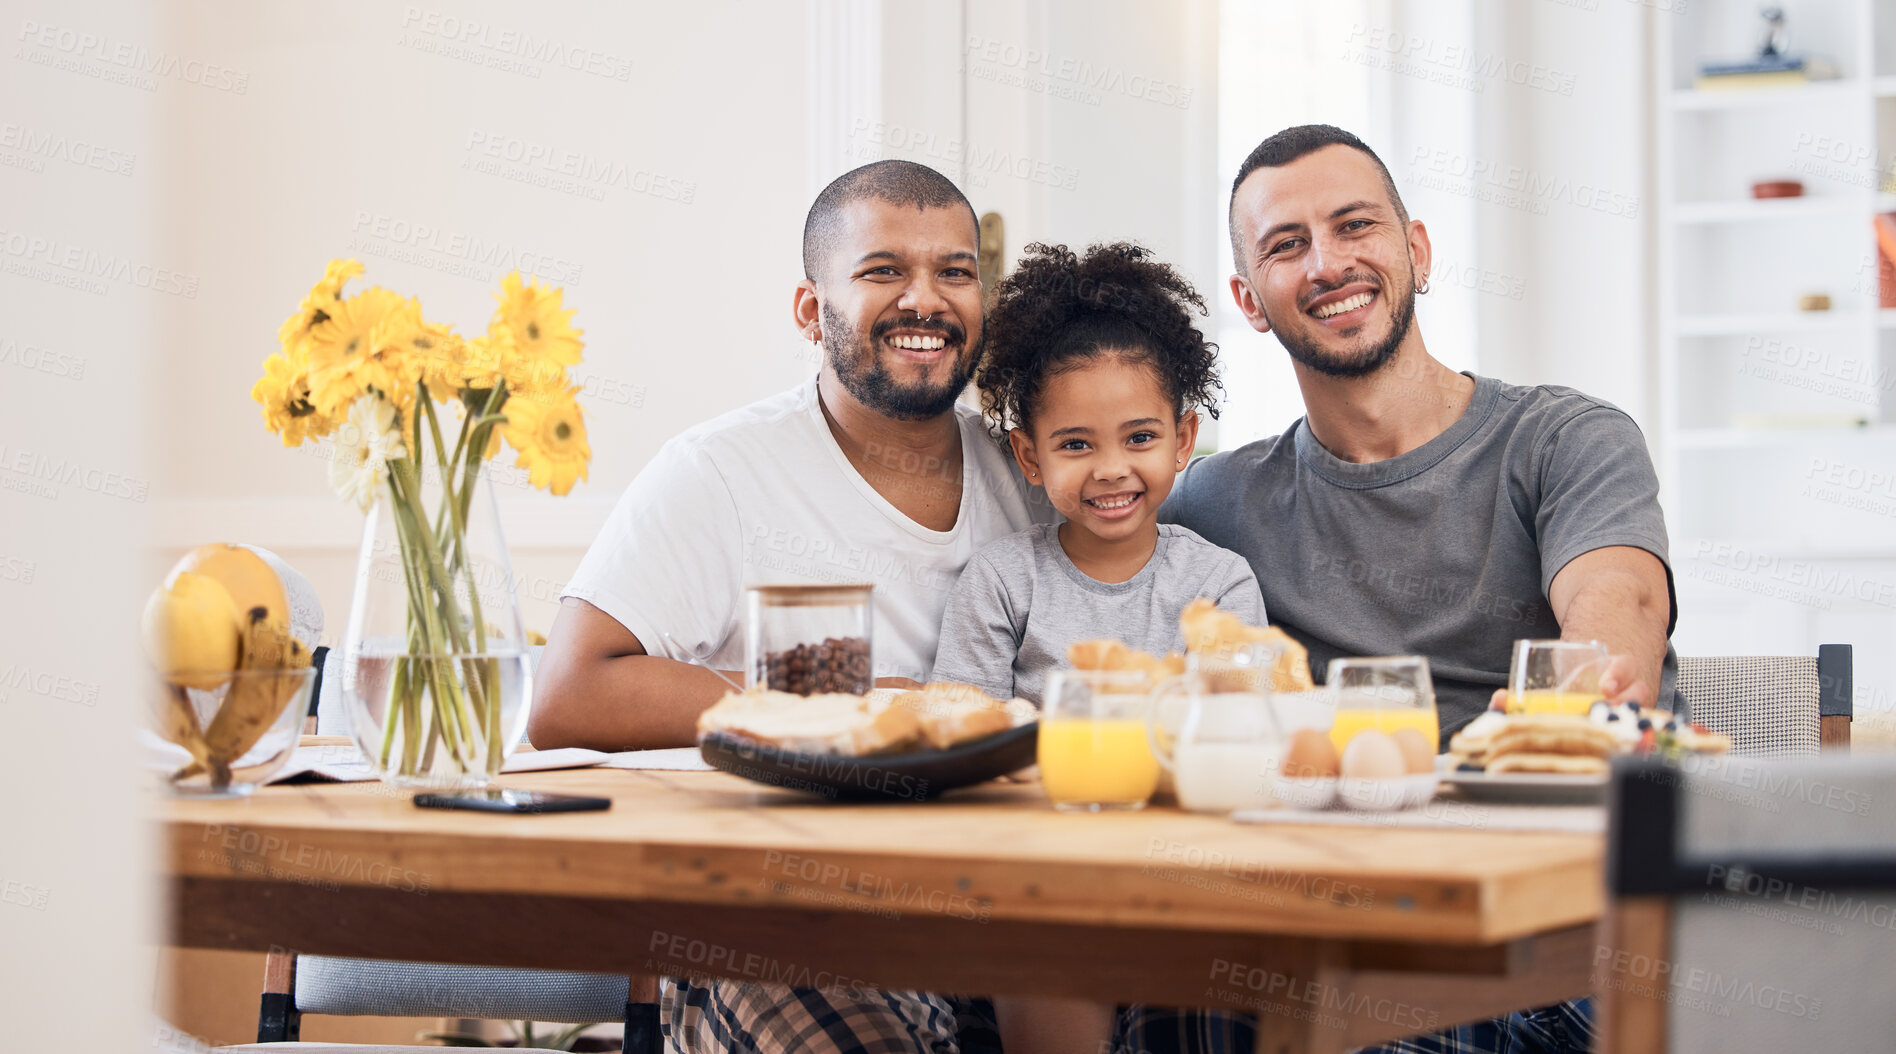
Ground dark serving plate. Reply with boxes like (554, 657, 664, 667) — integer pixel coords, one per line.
(698, 722, 1039, 802)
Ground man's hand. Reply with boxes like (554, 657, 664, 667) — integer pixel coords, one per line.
(1595, 653, 1650, 706)
(1487, 651, 1649, 710)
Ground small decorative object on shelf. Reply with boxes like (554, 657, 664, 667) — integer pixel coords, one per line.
(1797, 293, 1833, 312)
(1759, 5, 1788, 60)
(252, 261, 594, 787)
(1750, 180, 1803, 199)
(1693, 8, 1836, 91)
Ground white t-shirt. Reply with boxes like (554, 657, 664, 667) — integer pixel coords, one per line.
(563, 376, 1053, 683)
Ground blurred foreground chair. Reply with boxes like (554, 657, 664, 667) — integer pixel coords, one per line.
(1674, 644, 1852, 755)
(1598, 752, 1896, 1052)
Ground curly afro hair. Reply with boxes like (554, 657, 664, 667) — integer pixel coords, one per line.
(977, 242, 1221, 446)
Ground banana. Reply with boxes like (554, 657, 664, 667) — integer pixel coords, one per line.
(196, 613, 313, 789)
(154, 683, 214, 779)
(141, 571, 244, 691)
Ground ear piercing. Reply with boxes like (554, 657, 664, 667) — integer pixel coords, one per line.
(1417, 275, 1431, 294)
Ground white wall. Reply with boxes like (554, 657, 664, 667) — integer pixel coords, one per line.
(2, 2, 157, 1047)
(146, 2, 816, 641)
(1215, 0, 1655, 446)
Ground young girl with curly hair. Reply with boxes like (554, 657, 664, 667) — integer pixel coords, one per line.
(931, 241, 1266, 705)
(932, 243, 1265, 1052)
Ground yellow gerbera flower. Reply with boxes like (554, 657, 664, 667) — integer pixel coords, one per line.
(306, 286, 405, 417)
(502, 386, 590, 496)
(493, 271, 583, 371)
(250, 350, 333, 447)
(277, 258, 365, 352)
(461, 331, 511, 391)
(502, 350, 570, 398)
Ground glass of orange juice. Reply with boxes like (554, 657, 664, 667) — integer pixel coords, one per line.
(1325, 656, 1439, 755)
(1508, 639, 1610, 715)
(1038, 668, 1161, 811)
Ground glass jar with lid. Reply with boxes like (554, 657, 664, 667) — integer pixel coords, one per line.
(745, 584, 874, 695)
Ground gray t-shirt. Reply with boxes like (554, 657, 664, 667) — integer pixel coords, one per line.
(932, 522, 1267, 704)
(1162, 374, 1677, 740)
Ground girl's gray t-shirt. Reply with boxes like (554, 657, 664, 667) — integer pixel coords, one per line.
(931, 522, 1267, 704)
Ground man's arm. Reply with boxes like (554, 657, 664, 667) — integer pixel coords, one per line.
(527, 598, 738, 751)
(528, 598, 928, 751)
(1547, 545, 1671, 707)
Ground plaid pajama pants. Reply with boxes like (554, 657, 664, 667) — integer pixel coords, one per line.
(661, 979, 1591, 1053)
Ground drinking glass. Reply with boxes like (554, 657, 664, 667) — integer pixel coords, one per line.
(1507, 639, 1611, 715)
(1038, 668, 1160, 811)
(1325, 656, 1439, 755)
(1146, 642, 1284, 813)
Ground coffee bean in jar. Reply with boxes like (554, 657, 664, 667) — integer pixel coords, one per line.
(746, 584, 876, 695)
(764, 635, 871, 695)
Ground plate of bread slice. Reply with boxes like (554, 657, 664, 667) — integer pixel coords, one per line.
(1441, 700, 1732, 803)
(697, 682, 1039, 802)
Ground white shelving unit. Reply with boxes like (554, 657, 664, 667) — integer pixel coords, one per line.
(1655, 2, 1896, 710)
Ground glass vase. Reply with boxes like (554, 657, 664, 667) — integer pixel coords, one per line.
(339, 464, 532, 789)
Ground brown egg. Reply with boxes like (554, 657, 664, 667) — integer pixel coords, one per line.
(1392, 727, 1436, 775)
(1282, 728, 1340, 779)
(1340, 730, 1407, 781)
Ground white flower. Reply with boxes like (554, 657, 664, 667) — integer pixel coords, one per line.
(329, 394, 407, 512)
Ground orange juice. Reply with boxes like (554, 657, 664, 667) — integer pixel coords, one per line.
(1506, 690, 1597, 715)
(1328, 707, 1441, 755)
(1038, 719, 1161, 808)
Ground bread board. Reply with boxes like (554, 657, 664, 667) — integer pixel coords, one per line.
(698, 722, 1039, 802)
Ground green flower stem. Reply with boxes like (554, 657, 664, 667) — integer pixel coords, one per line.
(447, 387, 506, 773)
(375, 655, 405, 769)
(390, 461, 472, 770)
(378, 657, 402, 769)
(387, 467, 447, 773)
(419, 386, 460, 549)
(394, 455, 487, 768)
(383, 472, 426, 774)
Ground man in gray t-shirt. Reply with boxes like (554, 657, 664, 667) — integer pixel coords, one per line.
(932, 522, 1266, 704)
(1171, 124, 1677, 761)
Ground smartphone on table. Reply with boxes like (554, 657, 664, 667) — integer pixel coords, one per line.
(413, 789, 611, 814)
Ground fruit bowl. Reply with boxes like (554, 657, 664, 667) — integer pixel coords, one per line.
(148, 667, 317, 797)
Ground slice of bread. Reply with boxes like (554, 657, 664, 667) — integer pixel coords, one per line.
(1176, 598, 1314, 692)
(697, 690, 921, 756)
(890, 682, 1013, 750)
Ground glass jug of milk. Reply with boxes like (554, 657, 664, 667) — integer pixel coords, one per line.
(1145, 642, 1285, 813)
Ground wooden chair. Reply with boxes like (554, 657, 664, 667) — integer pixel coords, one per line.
(1597, 752, 1896, 1052)
(1675, 644, 1852, 754)
(232, 949, 660, 1052)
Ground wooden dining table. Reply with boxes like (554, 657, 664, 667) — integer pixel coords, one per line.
(160, 759, 1605, 1054)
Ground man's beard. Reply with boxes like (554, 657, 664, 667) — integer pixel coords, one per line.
(1266, 269, 1416, 379)
(821, 301, 979, 421)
